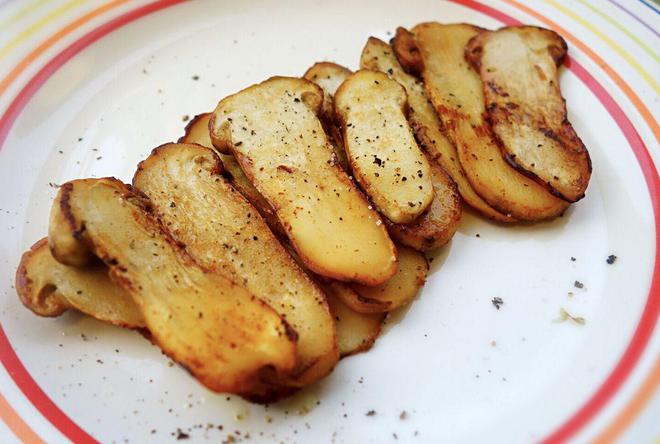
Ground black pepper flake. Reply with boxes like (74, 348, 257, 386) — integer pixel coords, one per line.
(366, 410, 376, 416)
(182, 115, 189, 122)
(492, 297, 503, 310)
(606, 254, 617, 264)
(175, 428, 190, 440)
(191, 75, 199, 81)
(235, 141, 243, 147)
(574, 280, 584, 289)
(387, 68, 394, 75)
(570, 257, 576, 261)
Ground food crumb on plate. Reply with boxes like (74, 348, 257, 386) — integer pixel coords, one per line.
(556, 307, 585, 325)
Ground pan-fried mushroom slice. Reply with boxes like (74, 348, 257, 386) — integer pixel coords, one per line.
(465, 26, 591, 202)
(408, 23, 568, 221)
(133, 143, 337, 387)
(179, 113, 214, 148)
(335, 70, 434, 224)
(324, 288, 385, 358)
(391, 27, 424, 76)
(302, 62, 352, 123)
(48, 178, 297, 396)
(351, 245, 428, 312)
(365, 36, 513, 223)
(303, 62, 352, 170)
(385, 158, 461, 251)
(16, 238, 144, 328)
(179, 113, 286, 238)
(322, 280, 391, 316)
(210, 76, 397, 285)
(324, 245, 428, 314)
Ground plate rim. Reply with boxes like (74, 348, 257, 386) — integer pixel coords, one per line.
(0, 0, 657, 443)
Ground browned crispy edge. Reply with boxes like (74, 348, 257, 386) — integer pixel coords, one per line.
(391, 27, 424, 76)
(177, 113, 209, 144)
(16, 238, 70, 317)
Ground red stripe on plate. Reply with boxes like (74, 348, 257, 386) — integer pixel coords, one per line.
(0, 325, 96, 443)
(0, 0, 187, 148)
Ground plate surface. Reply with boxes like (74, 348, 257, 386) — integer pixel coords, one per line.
(0, 1, 658, 443)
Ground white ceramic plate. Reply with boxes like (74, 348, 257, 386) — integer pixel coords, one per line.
(0, 1, 658, 443)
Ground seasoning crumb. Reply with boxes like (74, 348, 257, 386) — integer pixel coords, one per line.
(182, 115, 190, 122)
(556, 307, 585, 325)
(491, 297, 503, 310)
(175, 428, 189, 440)
(490, 340, 497, 347)
(606, 254, 617, 265)
(475, 233, 480, 237)
(574, 280, 584, 289)
(399, 411, 408, 420)
(191, 75, 199, 81)
(365, 410, 376, 417)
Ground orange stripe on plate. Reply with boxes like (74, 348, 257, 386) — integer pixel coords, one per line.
(593, 357, 660, 444)
(0, 0, 130, 97)
(501, 0, 660, 141)
(0, 392, 44, 444)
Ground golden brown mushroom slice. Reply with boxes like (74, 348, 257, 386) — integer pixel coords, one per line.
(16, 238, 144, 329)
(48, 178, 297, 396)
(351, 245, 428, 312)
(210, 76, 397, 285)
(302, 62, 353, 170)
(363, 35, 513, 223)
(391, 27, 424, 76)
(302, 62, 352, 123)
(179, 112, 287, 239)
(324, 245, 428, 314)
(406, 23, 569, 221)
(133, 143, 337, 387)
(324, 288, 385, 358)
(385, 158, 462, 251)
(465, 26, 591, 202)
(335, 70, 434, 224)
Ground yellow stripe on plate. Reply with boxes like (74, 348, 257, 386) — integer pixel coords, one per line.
(0, 0, 88, 61)
(0, 0, 51, 30)
(575, 0, 659, 63)
(543, 0, 660, 94)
